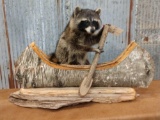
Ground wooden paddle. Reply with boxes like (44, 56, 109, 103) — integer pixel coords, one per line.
(79, 24, 123, 97)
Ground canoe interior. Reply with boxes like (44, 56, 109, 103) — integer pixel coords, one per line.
(30, 41, 137, 70)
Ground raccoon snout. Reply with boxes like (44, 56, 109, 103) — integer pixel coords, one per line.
(91, 29, 95, 33)
(85, 26, 95, 34)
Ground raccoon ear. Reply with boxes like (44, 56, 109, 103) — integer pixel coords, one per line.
(95, 8, 101, 15)
(74, 7, 81, 17)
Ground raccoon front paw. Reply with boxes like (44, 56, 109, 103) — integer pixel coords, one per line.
(98, 47, 104, 53)
(94, 48, 104, 53)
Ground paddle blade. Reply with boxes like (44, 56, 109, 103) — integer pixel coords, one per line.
(79, 77, 93, 97)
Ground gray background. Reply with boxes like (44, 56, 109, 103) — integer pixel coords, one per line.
(0, 0, 160, 89)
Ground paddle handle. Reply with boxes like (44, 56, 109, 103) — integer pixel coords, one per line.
(79, 25, 110, 97)
(87, 25, 110, 78)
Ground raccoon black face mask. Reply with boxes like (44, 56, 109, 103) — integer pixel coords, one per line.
(50, 7, 104, 65)
(74, 7, 102, 35)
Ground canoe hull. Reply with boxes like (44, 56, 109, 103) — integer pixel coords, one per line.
(15, 42, 154, 88)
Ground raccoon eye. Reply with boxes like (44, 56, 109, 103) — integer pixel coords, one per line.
(92, 21, 99, 30)
(78, 20, 90, 30)
(83, 20, 90, 26)
(80, 20, 90, 26)
(85, 20, 90, 24)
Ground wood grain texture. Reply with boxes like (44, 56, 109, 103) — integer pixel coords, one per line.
(9, 87, 136, 109)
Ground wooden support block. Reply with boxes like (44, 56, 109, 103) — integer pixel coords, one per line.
(10, 87, 136, 109)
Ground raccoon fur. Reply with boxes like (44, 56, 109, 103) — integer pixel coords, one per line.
(50, 7, 104, 65)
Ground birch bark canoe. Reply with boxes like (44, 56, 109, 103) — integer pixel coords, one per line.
(15, 40, 155, 88)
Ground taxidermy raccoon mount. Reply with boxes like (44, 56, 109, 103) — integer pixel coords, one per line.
(50, 7, 104, 65)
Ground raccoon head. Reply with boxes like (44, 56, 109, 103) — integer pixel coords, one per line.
(71, 7, 102, 35)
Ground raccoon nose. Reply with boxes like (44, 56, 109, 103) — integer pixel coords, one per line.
(91, 29, 95, 33)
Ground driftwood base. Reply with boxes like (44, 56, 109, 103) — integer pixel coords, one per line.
(9, 87, 136, 109)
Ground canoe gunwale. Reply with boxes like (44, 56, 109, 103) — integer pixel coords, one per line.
(29, 41, 138, 70)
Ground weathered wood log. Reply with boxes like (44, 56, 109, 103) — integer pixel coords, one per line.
(10, 87, 136, 109)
